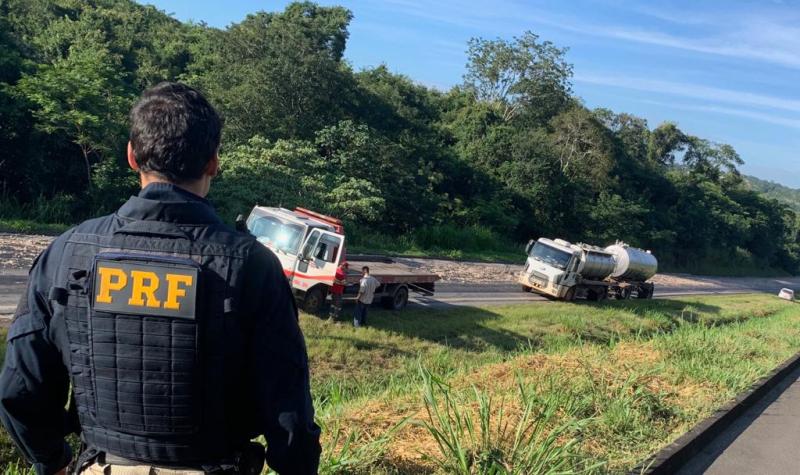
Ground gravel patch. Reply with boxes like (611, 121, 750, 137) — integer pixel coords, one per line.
(0, 233, 54, 270)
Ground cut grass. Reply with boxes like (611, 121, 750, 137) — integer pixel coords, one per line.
(1, 294, 799, 473)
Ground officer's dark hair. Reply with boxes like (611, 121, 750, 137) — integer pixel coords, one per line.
(362, 266, 369, 274)
(129, 82, 221, 183)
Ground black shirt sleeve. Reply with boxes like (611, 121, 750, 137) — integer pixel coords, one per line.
(242, 244, 321, 474)
(0, 239, 74, 475)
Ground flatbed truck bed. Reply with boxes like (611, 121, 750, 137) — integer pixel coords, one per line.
(341, 256, 438, 309)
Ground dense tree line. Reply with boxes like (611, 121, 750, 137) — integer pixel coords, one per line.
(746, 176, 800, 213)
(0, 0, 798, 272)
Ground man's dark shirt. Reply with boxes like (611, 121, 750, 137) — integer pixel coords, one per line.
(0, 183, 320, 474)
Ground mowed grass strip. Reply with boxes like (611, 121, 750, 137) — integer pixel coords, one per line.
(305, 294, 800, 473)
(1, 294, 799, 474)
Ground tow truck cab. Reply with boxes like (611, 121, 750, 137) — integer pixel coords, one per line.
(246, 206, 345, 310)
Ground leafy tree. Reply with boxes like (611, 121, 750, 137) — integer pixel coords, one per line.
(549, 105, 614, 187)
(14, 33, 130, 189)
(648, 122, 687, 166)
(188, 2, 353, 142)
(464, 31, 572, 123)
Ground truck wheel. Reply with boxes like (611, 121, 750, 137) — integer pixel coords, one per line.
(637, 287, 651, 299)
(586, 289, 598, 301)
(522, 285, 532, 293)
(563, 287, 576, 301)
(620, 287, 632, 300)
(303, 287, 326, 314)
(383, 286, 409, 311)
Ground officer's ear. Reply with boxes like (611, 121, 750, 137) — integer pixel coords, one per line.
(205, 153, 219, 178)
(127, 142, 140, 171)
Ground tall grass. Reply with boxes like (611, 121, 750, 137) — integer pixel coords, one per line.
(417, 367, 600, 474)
(0, 195, 77, 234)
(315, 383, 405, 474)
(1, 462, 33, 475)
(0, 195, 78, 224)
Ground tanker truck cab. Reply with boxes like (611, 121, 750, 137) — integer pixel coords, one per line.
(520, 238, 580, 299)
(246, 206, 344, 308)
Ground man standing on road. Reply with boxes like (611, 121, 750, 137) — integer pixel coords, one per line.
(328, 262, 348, 321)
(353, 266, 379, 327)
(0, 82, 320, 475)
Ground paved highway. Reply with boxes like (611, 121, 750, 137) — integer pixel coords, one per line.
(677, 363, 800, 474)
(3, 269, 799, 315)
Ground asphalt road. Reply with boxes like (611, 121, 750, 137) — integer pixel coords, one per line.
(408, 280, 797, 309)
(3, 269, 799, 315)
(677, 363, 800, 474)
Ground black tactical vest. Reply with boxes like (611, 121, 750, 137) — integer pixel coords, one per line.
(52, 217, 255, 466)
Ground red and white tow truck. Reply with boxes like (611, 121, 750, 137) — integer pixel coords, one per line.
(244, 206, 439, 312)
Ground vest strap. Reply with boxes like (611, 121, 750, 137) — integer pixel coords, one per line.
(49, 286, 68, 305)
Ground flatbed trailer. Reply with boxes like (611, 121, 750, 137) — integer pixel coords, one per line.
(341, 256, 438, 310)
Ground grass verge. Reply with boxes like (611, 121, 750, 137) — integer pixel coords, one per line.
(304, 294, 800, 473)
(1, 294, 799, 473)
(0, 219, 70, 236)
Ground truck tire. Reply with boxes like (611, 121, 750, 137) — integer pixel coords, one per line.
(597, 288, 608, 301)
(303, 286, 326, 314)
(620, 287, 632, 300)
(522, 285, 532, 293)
(637, 286, 652, 299)
(563, 287, 576, 301)
(383, 286, 409, 311)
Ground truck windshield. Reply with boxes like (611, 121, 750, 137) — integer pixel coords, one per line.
(248, 216, 304, 254)
(530, 242, 572, 270)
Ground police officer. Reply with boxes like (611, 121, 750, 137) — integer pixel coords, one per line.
(0, 82, 321, 474)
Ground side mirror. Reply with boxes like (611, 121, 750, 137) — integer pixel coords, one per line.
(524, 240, 534, 255)
(299, 244, 314, 261)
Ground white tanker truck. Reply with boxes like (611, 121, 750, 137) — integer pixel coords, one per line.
(519, 238, 657, 301)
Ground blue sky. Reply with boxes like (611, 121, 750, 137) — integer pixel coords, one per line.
(141, 0, 800, 187)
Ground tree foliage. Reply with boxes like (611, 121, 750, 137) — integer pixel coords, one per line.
(0, 0, 797, 274)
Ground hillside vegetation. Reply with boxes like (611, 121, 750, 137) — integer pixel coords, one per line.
(3, 294, 800, 473)
(0, 1, 798, 273)
(747, 175, 800, 212)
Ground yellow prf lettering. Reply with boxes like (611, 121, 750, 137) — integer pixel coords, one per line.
(164, 274, 193, 310)
(96, 267, 127, 303)
(128, 270, 161, 308)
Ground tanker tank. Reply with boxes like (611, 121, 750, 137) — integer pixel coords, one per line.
(605, 242, 658, 281)
(577, 245, 616, 280)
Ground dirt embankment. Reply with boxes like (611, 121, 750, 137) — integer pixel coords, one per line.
(1, 233, 797, 294)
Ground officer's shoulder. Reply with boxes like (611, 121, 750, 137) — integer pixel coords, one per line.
(27, 214, 113, 273)
(40, 214, 115, 255)
(204, 223, 279, 265)
(71, 213, 120, 236)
